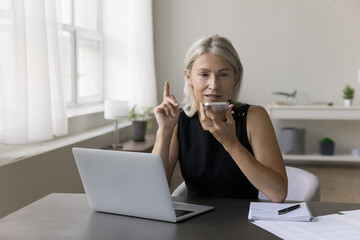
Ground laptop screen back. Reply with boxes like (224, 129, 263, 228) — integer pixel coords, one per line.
(72, 148, 177, 222)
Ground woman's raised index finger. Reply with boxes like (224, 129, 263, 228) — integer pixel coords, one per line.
(163, 81, 170, 98)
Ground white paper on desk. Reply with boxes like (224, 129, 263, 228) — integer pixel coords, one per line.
(252, 209, 360, 240)
(248, 202, 313, 222)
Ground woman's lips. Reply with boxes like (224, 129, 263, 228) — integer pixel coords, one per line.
(205, 94, 222, 100)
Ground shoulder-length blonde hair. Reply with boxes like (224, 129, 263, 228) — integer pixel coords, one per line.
(182, 35, 243, 117)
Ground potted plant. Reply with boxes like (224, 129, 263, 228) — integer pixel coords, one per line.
(128, 105, 154, 141)
(343, 85, 354, 107)
(319, 137, 335, 156)
(272, 90, 297, 105)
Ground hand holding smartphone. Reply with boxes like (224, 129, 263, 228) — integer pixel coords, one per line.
(204, 102, 229, 112)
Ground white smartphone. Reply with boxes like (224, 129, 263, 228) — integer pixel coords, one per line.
(204, 102, 229, 111)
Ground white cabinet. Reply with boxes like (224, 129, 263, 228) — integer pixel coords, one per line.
(267, 105, 360, 164)
(267, 105, 360, 120)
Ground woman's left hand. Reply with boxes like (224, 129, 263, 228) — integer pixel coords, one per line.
(199, 103, 238, 148)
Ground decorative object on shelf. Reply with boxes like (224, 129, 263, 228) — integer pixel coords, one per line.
(104, 100, 129, 149)
(272, 90, 297, 105)
(128, 105, 154, 141)
(319, 137, 335, 155)
(311, 102, 333, 107)
(342, 85, 354, 107)
(280, 127, 305, 155)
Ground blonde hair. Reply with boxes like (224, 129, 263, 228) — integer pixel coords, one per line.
(182, 35, 243, 117)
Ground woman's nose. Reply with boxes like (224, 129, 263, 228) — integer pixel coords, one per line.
(208, 75, 220, 89)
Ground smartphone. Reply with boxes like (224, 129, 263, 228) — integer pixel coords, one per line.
(204, 102, 229, 111)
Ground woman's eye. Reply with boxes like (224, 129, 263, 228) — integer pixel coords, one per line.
(200, 73, 208, 78)
(220, 73, 229, 78)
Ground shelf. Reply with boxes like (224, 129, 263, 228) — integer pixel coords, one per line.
(103, 133, 156, 153)
(283, 154, 360, 164)
(267, 105, 360, 120)
(267, 105, 360, 164)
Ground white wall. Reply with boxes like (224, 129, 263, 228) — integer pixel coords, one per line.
(153, 0, 360, 106)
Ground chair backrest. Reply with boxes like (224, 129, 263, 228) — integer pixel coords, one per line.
(258, 166, 320, 201)
(172, 166, 320, 201)
(171, 181, 187, 197)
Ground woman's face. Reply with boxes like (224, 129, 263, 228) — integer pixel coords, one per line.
(185, 53, 237, 104)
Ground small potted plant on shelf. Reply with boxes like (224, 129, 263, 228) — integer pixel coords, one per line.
(128, 105, 154, 141)
(272, 90, 297, 105)
(343, 85, 355, 107)
(319, 137, 335, 156)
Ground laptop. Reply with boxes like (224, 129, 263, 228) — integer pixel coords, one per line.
(72, 148, 214, 222)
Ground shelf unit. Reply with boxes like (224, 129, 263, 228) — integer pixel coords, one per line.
(267, 105, 360, 120)
(283, 154, 360, 164)
(267, 105, 360, 164)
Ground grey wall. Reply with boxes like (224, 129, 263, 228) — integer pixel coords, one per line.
(0, 132, 115, 218)
(153, 0, 360, 106)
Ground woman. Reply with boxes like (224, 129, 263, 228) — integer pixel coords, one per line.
(152, 35, 287, 202)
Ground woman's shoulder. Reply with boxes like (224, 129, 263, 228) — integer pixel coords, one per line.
(246, 105, 272, 128)
(247, 105, 268, 116)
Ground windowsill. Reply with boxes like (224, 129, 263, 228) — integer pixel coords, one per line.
(0, 101, 134, 167)
(0, 120, 133, 167)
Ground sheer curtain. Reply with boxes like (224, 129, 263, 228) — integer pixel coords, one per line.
(128, 0, 157, 108)
(0, 0, 67, 144)
(103, 0, 157, 110)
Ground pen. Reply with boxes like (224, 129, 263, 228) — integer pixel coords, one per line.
(278, 204, 301, 215)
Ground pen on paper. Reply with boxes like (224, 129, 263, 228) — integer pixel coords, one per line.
(278, 204, 301, 215)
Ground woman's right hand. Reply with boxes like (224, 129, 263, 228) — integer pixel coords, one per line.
(153, 82, 180, 132)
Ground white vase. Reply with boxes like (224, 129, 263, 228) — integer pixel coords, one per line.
(344, 99, 352, 107)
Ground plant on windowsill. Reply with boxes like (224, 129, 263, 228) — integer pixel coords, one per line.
(128, 105, 154, 141)
(319, 137, 335, 156)
(343, 84, 355, 107)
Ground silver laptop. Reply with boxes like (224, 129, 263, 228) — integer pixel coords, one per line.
(72, 148, 214, 222)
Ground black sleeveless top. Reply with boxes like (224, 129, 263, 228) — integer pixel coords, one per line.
(177, 104, 258, 198)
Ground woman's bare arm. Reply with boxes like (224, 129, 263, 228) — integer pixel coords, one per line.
(152, 82, 180, 185)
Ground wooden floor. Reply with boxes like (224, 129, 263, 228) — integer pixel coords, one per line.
(170, 162, 183, 193)
(292, 163, 360, 203)
(171, 162, 360, 203)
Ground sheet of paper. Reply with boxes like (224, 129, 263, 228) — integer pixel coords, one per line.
(252, 209, 360, 240)
(248, 202, 313, 222)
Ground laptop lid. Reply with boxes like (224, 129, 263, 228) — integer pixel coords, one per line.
(72, 148, 213, 222)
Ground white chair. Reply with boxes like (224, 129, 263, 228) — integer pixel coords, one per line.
(259, 166, 320, 201)
(172, 181, 187, 197)
(172, 166, 320, 201)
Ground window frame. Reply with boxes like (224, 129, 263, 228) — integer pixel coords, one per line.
(61, 0, 103, 107)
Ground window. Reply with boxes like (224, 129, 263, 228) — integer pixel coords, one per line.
(0, 1, 11, 130)
(61, 0, 103, 106)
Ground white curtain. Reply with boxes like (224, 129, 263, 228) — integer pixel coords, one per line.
(128, 0, 157, 108)
(0, 0, 67, 144)
(103, 0, 157, 110)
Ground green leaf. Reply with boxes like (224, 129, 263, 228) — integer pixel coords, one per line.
(320, 137, 334, 143)
(343, 85, 355, 100)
